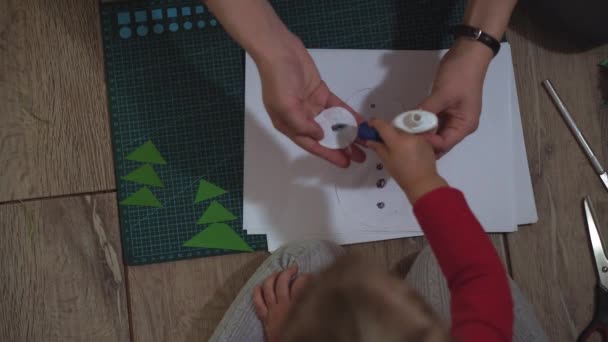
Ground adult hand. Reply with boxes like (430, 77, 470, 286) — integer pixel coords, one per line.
(418, 39, 493, 157)
(367, 119, 447, 203)
(255, 36, 366, 168)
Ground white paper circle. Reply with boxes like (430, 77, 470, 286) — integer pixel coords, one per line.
(314, 107, 358, 149)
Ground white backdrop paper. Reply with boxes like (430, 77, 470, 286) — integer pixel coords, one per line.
(243, 44, 537, 250)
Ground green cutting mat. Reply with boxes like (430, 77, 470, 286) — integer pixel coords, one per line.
(101, 0, 466, 265)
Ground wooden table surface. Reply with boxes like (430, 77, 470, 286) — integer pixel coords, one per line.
(1, 1, 607, 341)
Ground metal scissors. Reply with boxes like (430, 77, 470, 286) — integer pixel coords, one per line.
(578, 196, 608, 341)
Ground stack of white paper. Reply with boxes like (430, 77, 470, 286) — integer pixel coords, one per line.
(243, 43, 537, 251)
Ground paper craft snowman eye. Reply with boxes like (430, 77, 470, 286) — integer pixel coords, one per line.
(314, 107, 358, 149)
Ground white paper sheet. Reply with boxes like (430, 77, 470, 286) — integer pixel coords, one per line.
(331, 49, 515, 232)
(509, 69, 539, 225)
(244, 43, 536, 250)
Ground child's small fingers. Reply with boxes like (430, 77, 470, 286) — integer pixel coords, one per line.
(262, 272, 279, 305)
(349, 144, 366, 163)
(276, 265, 298, 301)
(253, 285, 268, 319)
(367, 141, 389, 161)
(368, 118, 399, 145)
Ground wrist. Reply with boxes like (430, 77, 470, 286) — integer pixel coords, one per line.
(404, 174, 448, 204)
(249, 29, 303, 66)
(450, 38, 494, 68)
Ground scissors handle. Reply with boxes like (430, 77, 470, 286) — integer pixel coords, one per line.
(578, 285, 608, 341)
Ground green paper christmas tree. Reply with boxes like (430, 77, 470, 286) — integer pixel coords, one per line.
(120, 140, 166, 208)
(183, 223, 253, 252)
(194, 179, 227, 203)
(197, 201, 237, 224)
(122, 164, 164, 188)
(120, 187, 162, 207)
(126, 140, 166, 164)
(184, 179, 252, 252)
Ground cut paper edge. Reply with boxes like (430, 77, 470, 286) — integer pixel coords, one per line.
(120, 187, 162, 207)
(194, 179, 227, 203)
(126, 140, 167, 164)
(182, 223, 253, 252)
(122, 164, 164, 188)
(197, 201, 237, 224)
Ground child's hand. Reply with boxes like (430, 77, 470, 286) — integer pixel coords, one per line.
(253, 265, 312, 342)
(367, 119, 448, 203)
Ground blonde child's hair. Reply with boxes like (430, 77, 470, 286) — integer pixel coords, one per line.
(282, 254, 452, 342)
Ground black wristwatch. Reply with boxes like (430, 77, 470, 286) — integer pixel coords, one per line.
(450, 24, 501, 57)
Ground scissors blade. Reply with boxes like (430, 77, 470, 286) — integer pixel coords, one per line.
(601, 173, 608, 192)
(584, 196, 608, 289)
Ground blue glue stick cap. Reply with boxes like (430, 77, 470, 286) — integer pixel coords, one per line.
(357, 121, 383, 142)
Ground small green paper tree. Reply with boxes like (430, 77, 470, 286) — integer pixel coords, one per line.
(120, 140, 164, 207)
(183, 180, 252, 252)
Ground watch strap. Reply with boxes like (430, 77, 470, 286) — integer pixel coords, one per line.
(451, 24, 501, 56)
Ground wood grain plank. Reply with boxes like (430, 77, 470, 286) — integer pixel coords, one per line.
(506, 6, 608, 341)
(0, 0, 114, 202)
(128, 251, 269, 342)
(0, 193, 129, 342)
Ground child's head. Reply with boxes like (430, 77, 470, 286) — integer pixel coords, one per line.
(281, 254, 452, 342)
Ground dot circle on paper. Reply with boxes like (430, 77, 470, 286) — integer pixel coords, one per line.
(314, 107, 358, 149)
(197, 20, 205, 28)
(169, 23, 179, 32)
(136, 25, 148, 37)
(153, 24, 164, 34)
(183, 21, 193, 30)
(119, 26, 132, 39)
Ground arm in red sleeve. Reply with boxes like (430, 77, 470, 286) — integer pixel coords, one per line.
(413, 187, 513, 342)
